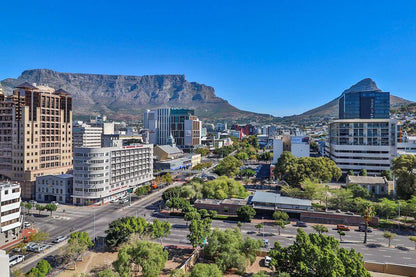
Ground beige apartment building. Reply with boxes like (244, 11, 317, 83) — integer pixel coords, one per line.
(0, 82, 73, 199)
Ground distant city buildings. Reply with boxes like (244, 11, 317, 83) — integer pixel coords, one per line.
(73, 144, 153, 205)
(73, 122, 102, 148)
(35, 174, 73, 204)
(144, 108, 201, 150)
(0, 182, 21, 247)
(0, 83, 73, 199)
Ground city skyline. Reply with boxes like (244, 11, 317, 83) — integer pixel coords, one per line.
(2, 1, 416, 116)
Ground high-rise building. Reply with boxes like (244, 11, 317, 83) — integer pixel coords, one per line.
(338, 78, 390, 119)
(73, 123, 102, 148)
(143, 108, 201, 150)
(0, 182, 21, 248)
(0, 83, 73, 199)
(73, 144, 153, 205)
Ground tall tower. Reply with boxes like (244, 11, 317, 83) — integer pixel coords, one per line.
(0, 83, 73, 199)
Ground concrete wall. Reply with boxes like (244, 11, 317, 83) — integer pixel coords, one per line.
(365, 262, 416, 277)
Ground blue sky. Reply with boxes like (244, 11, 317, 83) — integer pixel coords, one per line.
(1, 1, 416, 116)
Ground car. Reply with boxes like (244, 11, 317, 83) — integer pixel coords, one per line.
(336, 224, 350, 231)
(262, 239, 269, 248)
(29, 200, 37, 205)
(53, 236, 67, 243)
(358, 225, 372, 232)
(26, 242, 40, 252)
(51, 201, 59, 206)
(9, 255, 24, 266)
(110, 198, 119, 203)
(335, 209, 341, 213)
(295, 221, 308, 227)
(345, 211, 354, 215)
(23, 221, 31, 228)
(264, 256, 272, 267)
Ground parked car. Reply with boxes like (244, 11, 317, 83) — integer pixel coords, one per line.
(53, 236, 67, 243)
(264, 256, 272, 267)
(262, 239, 269, 248)
(51, 201, 59, 206)
(358, 225, 372, 232)
(336, 224, 350, 231)
(26, 242, 40, 252)
(9, 255, 24, 266)
(29, 200, 37, 205)
(23, 221, 31, 228)
(295, 221, 308, 227)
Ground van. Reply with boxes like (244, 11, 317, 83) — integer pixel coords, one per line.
(9, 255, 24, 266)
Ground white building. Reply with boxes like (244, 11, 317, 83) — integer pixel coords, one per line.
(326, 119, 397, 175)
(73, 144, 153, 205)
(272, 135, 309, 163)
(0, 183, 21, 247)
(36, 174, 73, 204)
(73, 123, 102, 148)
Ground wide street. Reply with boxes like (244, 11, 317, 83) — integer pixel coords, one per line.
(16, 181, 416, 273)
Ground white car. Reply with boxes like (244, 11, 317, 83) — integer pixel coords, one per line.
(53, 236, 67, 243)
(23, 221, 31, 228)
(9, 255, 24, 266)
(264, 256, 272, 267)
(51, 201, 59, 206)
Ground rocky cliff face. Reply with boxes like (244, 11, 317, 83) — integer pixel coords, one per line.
(1, 69, 265, 121)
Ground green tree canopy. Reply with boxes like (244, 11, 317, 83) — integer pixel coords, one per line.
(236, 206, 256, 222)
(214, 156, 243, 177)
(269, 229, 370, 277)
(393, 155, 416, 199)
(188, 218, 212, 247)
(204, 228, 263, 273)
(113, 240, 168, 277)
(105, 216, 147, 248)
(36, 259, 52, 276)
(148, 219, 171, 244)
(190, 263, 223, 277)
(44, 203, 57, 216)
(347, 184, 370, 199)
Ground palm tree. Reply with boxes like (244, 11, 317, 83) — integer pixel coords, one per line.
(361, 203, 375, 244)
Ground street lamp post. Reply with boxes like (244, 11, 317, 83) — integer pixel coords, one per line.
(398, 200, 401, 231)
(262, 216, 264, 238)
(93, 207, 96, 250)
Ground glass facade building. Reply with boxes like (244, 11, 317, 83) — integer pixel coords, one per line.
(339, 91, 389, 119)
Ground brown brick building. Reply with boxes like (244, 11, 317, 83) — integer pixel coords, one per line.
(0, 83, 73, 199)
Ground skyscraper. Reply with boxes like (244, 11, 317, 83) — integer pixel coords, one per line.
(0, 83, 73, 199)
(338, 78, 390, 119)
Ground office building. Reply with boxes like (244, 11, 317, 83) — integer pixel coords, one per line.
(143, 108, 201, 150)
(272, 135, 309, 163)
(0, 182, 21, 247)
(73, 123, 102, 148)
(338, 79, 390, 119)
(326, 119, 398, 175)
(0, 83, 73, 199)
(73, 144, 153, 205)
(35, 174, 73, 204)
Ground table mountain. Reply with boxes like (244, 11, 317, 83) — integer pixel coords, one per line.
(0, 69, 274, 122)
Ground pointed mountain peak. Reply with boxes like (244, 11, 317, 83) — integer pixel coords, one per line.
(343, 78, 381, 94)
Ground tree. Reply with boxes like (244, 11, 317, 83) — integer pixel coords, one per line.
(161, 173, 173, 184)
(328, 188, 353, 211)
(105, 217, 148, 248)
(337, 229, 346, 242)
(392, 155, 416, 199)
(29, 231, 49, 244)
(36, 259, 52, 276)
(188, 218, 212, 247)
(361, 203, 375, 244)
(194, 147, 209, 157)
(136, 185, 151, 196)
(239, 168, 256, 177)
(202, 176, 248, 199)
(149, 219, 171, 244)
(235, 151, 249, 161)
(35, 204, 45, 215)
(255, 223, 263, 234)
(347, 170, 354, 176)
(269, 229, 370, 277)
(237, 221, 242, 229)
(97, 269, 120, 277)
(204, 228, 263, 273)
(27, 267, 43, 277)
(64, 232, 93, 270)
(11, 269, 25, 277)
(347, 184, 370, 199)
(381, 170, 393, 181)
(184, 210, 201, 222)
(162, 186, 182, 202)
(312, 224, 328, 235)
(376, 198, 397, 219)
(273, 211, 289, 235)
(214, 156, 243, 177)
(45, 203, 57, 216)
(113, 240, 168, 277)
(252, 272, 269, 277)
(190, 263, 223, 277)
(236, 206, 256, 222)
(383, 231, 396, 248)
(409, 236, 416, 250)
(359, 169, 368, 176)
(24, 202, 33, 215)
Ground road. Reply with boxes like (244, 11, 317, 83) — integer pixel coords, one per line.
(15, 181, 416, 273)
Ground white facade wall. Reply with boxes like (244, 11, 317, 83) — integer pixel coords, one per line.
(291, 143, 310, 158)
(73, 124, 102, 148)
(272, 139, 284, 164)
(0, 183, 21, 247)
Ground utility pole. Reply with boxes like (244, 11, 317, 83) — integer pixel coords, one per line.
(93, 207, 96, 250)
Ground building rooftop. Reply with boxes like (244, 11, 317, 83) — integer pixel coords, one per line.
(346, 175, 387, 185)
(156, 145, 183, 155)
(251, 191, 311, 207)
